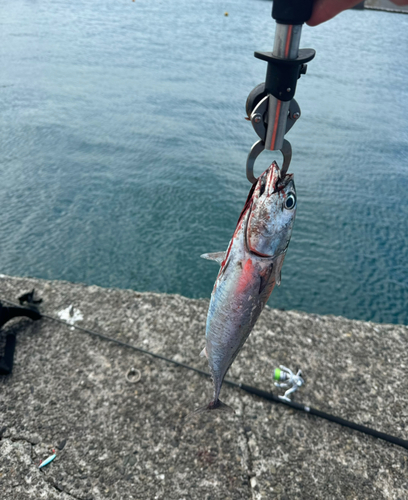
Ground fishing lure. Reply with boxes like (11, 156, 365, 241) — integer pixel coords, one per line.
(39, 449, 56, 469)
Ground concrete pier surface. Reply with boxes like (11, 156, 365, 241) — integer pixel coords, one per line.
(0, 275, 407, 499)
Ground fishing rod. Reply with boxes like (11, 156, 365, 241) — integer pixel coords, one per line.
(1, 296, 407, 451)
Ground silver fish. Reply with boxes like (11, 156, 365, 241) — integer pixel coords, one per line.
(197, 161, 297, 413)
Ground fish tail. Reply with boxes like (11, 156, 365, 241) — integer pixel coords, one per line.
(188, 399, 235, 419)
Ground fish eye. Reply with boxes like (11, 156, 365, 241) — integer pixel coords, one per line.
(284, 193, 296, 210)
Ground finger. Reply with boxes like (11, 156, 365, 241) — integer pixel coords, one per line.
(307, 0, 363, 26)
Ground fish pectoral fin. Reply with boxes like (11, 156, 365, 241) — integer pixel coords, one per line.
(259, 254, 286, 294)
(199, 346, 208, 358)
(259, 264, 274, 294)
(200, 252, 226, 265)
(274, 253, 285, 287)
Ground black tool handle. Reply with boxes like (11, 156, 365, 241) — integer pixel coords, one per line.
(272, 0, 314, 25)
(0, 301, 42, 375)
(0, 334, 16, 375)
(0, 304, 41, 329)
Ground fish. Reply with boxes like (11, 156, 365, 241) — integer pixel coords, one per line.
(196, 161, 297, 413)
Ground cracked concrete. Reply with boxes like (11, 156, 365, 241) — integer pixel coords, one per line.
(0, 274, 407, 499)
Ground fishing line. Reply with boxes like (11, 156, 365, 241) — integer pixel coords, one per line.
(2, 297, 407, 451)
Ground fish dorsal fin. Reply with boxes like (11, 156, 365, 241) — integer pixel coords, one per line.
(200, 252, 226, 265)
(199, 346, 208, 358)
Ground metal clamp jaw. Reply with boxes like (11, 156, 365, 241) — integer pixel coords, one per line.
(245, 0, 315, 184)
(246, 84, 301, 184)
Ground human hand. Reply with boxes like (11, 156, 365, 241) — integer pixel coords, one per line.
(307, 0, 408, 26)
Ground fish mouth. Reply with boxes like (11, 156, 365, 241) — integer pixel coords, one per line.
(275, 173, 293, 191)
(244, 162, 295, 259)
(235, 162, 293, 249)
(258, 162, 280, 197)
(258, 162, 292, 196)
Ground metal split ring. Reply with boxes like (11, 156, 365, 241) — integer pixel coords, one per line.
(126, 367, 141, 384)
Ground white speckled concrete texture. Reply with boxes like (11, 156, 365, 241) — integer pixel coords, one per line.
(0, 275, 407, 499)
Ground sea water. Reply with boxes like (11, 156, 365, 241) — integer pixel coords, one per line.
(1, 0, 407, 324)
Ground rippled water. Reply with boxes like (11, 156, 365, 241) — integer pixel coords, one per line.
(1, 0, 407, 324)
